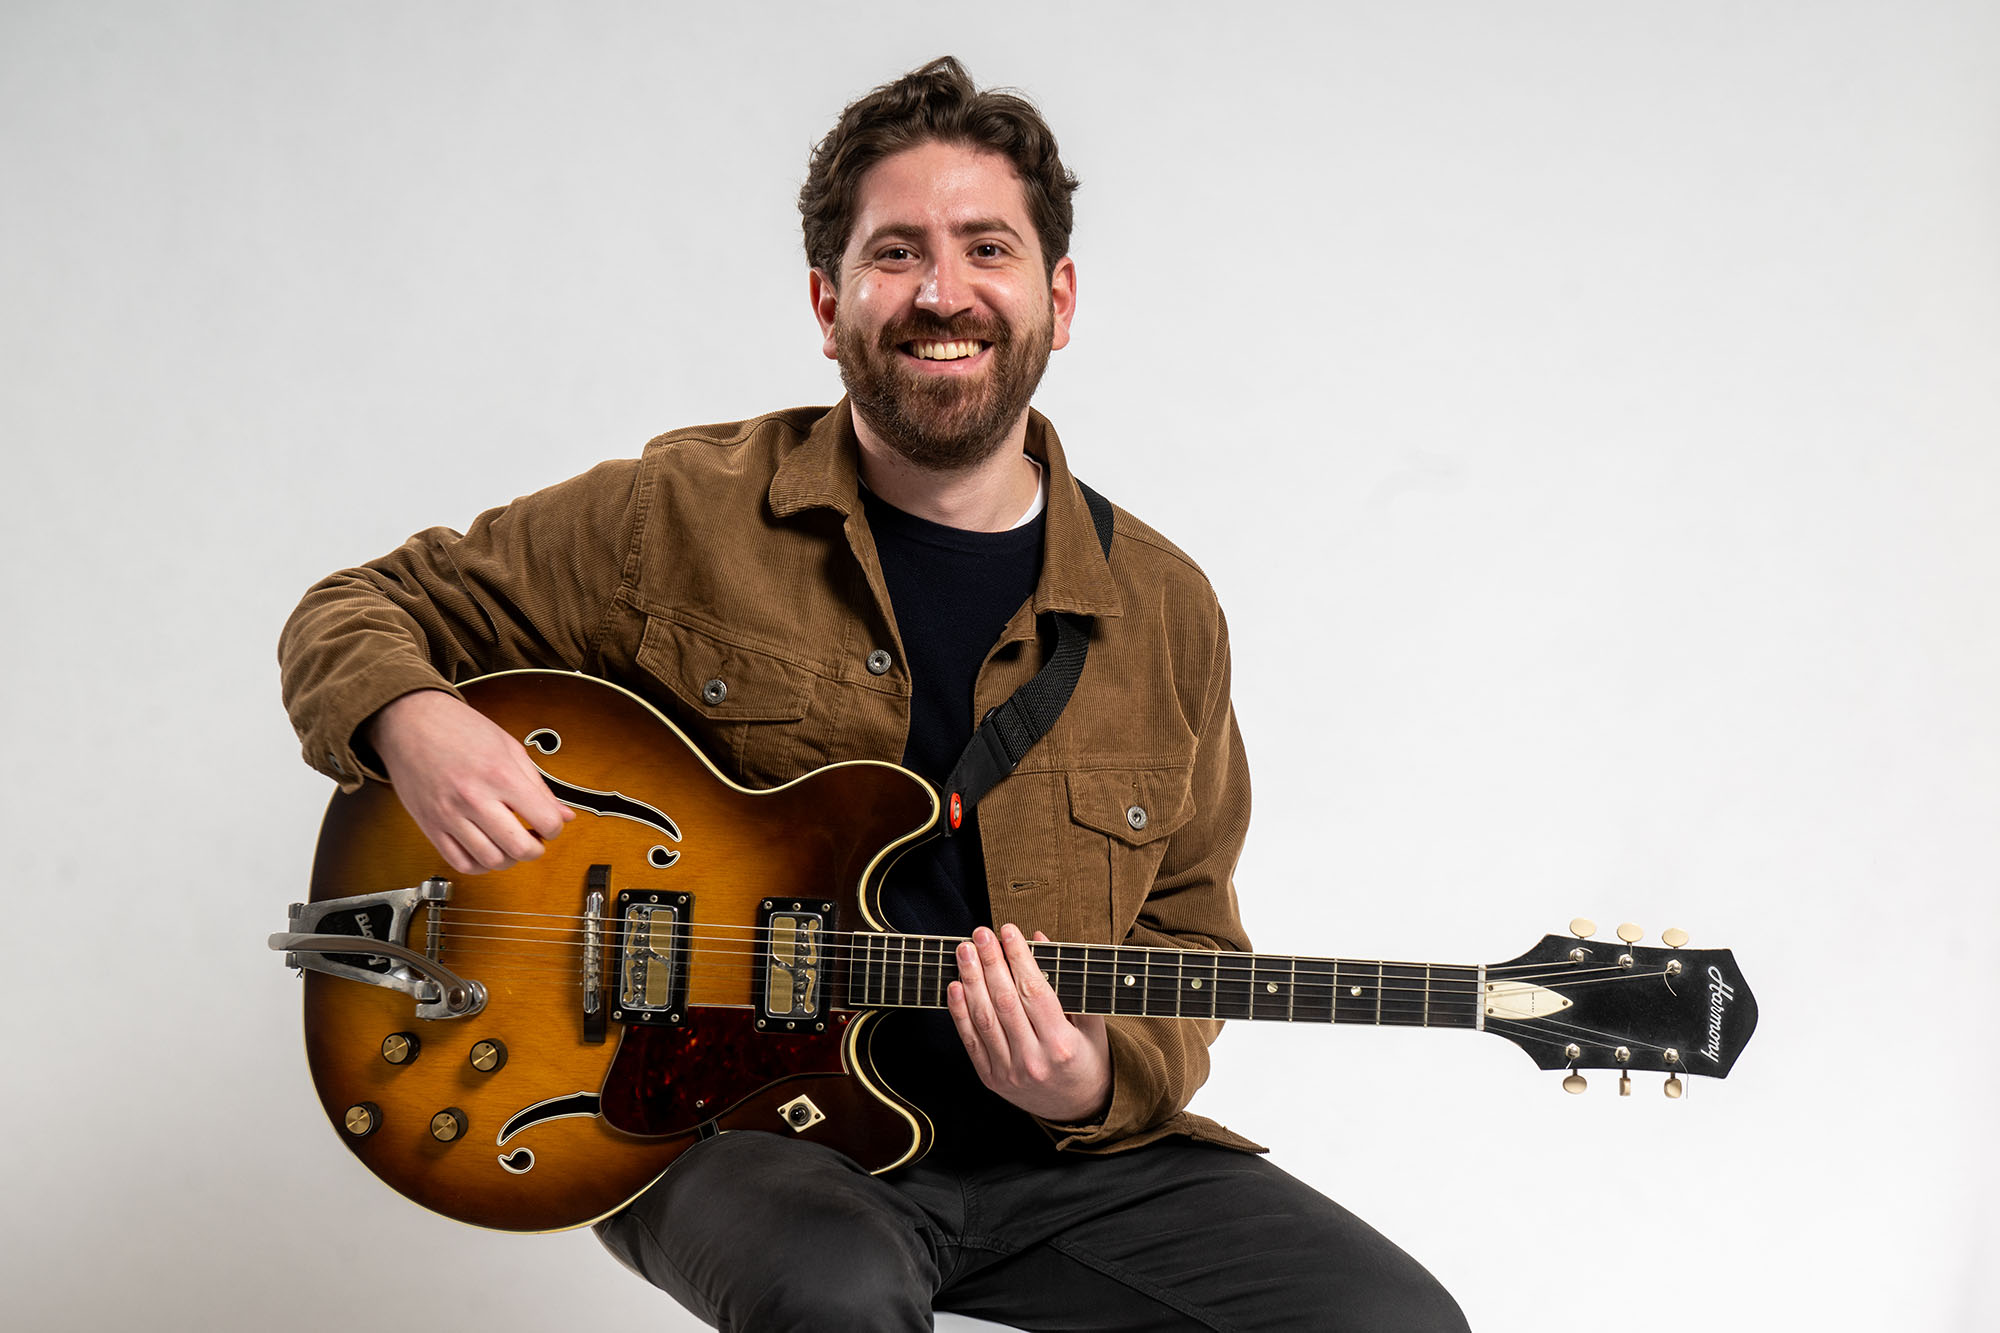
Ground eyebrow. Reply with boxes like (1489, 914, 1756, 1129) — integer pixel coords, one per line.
(855, 218, 1027, 253)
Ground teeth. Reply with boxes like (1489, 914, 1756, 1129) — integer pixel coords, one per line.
(910, 340, 982, 361)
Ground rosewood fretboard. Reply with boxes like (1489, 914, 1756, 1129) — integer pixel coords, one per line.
(845, 936, 1482, 1029)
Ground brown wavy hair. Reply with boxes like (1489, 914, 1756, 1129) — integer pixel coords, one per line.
(800, 56, 1079, 286)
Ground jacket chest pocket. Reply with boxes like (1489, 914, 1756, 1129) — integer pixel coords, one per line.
(1063, 765, 1194, 940)
(635, 617, 824, 785)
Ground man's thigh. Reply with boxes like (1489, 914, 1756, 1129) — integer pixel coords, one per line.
(934, 1144, 1468, 1333)
(596, 1131, 943, 1332)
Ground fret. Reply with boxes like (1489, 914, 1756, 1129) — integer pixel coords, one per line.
(1382, 962, 1428, 1028)
(1046, 943, 1088, 1013)
(921, 937, 945, 1008)
(1213, 951, 1255, 1021)
(1178, 950, 1221, 1020)
(1250, 955, 1291, 1021)
(1294, 957, 1336, 1024)
(1333, 960, 1380, 1025)
(1081, 944, 1116, 1016)
(1111, 947, 1149, 1016)
(862, 935, 879, 1008)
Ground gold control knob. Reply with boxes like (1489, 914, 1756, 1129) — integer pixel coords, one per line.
(1569, 918, 1597, 939)
(1562, 1073, 1588, 1094)
(468, 1040, 508, 1073)
(1616, 922, 1644, 944)
(343, 1103, 380, 1138)
(380, 1033, 419, 1065)
(1664, 1075, 1685, 1099)
(1661, 927, 1689, 949)
(429, 1107, 468, 1142)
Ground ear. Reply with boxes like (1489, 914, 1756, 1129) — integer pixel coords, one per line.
(1049, 256, 1077, 352)
(809, 269, 840, 361)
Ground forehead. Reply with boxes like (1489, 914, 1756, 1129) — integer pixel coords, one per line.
(847, 140, 1035, 246)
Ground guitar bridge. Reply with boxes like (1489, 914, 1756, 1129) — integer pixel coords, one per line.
(755, 899, 832, 1031)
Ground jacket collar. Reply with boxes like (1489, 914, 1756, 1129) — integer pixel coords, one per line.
(770, 401, 1122, 620)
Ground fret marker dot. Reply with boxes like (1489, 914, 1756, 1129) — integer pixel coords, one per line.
(1190, 978, 1203, 989)
(1123, 975, 1136, 986)
(1350, 986, 1362, 997)
(1265, 982, 1279, 993)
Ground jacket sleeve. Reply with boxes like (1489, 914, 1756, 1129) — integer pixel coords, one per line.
(277, 458, 641, 790)
(1041, 610, 1263, 1154)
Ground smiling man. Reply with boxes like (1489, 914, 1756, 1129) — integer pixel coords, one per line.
(280, 58, 1467, 1331)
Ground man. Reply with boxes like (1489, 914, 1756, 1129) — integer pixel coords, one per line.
(281, 58, 1467, 1331)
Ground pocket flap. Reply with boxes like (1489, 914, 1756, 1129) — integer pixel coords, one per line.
(637, 617, 814, 722)
(1066, 766, 1193, 847)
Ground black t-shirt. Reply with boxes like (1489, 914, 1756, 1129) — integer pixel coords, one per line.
(862, 486, 1055, 1161)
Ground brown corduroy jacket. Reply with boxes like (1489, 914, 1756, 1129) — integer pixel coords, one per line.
(279, 401, 1263, 1156)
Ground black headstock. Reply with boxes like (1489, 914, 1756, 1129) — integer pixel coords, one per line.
(1480, 928, 1757, 1084)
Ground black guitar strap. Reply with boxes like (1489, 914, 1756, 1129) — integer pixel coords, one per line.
(939, 479, 1115, 836)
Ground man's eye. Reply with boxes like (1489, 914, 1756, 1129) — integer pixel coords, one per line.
(973, 243, 1003, 259)
(880, 247, 914, 262)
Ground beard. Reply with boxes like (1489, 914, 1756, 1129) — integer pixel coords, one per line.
(836, 303, 1054, 472)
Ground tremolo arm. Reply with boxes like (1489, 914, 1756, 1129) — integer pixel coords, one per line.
(269, 878, 487, 1020)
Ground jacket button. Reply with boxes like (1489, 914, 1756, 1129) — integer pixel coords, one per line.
(866, 649, 893, 676)
(1125, 805, 1148, 831)
(326, 751, 347, 778)
(701, 678, 728, 705)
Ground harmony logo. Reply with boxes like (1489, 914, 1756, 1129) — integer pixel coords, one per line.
(1700, 965, 1736, 1065)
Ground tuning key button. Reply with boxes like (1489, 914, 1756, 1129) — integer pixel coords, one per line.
(380, 1033, 419, 1065)
(1570, 918, 1597, 939)
(1619, 1072, 1632, 1097)
(343, 1103, 381, 1139)
(469, 1040, 508, 1074)
(1661, 927, 1689, 949)
(429, 1108, 468, 1143)
(1664, 1075, 1685, 1099)
(1616, 922, 1644, 944)
(1563, 1073, 1588, 1095)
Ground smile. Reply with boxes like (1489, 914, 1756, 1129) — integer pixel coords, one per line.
(904, 339, 989, 361)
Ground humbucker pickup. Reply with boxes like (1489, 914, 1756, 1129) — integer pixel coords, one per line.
(756, 898, 833, 1030)
(613, 890, 691, 1026)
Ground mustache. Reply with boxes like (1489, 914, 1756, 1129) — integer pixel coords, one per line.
(876, 312, 1010, 351)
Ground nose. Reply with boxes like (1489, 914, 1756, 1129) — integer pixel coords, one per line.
(914, 253, 972, 318)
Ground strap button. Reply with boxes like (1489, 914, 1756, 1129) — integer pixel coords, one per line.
(1125, 805, 1148, 831)
(866, 649, 893, 676)
(701, 678, 728, 705)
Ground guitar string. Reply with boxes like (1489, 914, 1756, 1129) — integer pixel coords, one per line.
(423, 909, 1647, 984)
(422, 925, 1655, 991)
(426, 929, 1645, 990)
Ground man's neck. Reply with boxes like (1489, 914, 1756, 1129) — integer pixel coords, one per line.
(853, 411, 1042, 532)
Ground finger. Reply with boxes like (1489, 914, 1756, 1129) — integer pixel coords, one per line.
(443, 818, 512, 873)
(955, 938, 1012, 1066)
(975, 926, 1038, 1049)
(999, 924, 1063, 1038)
(509, 754, 574, 836)
(475, 801, 546, 864)
(945, 980, 994, 1081)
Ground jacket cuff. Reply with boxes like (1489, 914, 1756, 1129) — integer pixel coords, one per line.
(300, 666, 462, 791)
(1037, 1020, 1147, 1150)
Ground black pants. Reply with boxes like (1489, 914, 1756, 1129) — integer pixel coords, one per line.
(595, 1133, 1468, 1332)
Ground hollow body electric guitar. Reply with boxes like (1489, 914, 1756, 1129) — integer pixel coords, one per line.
(273, 670, 1759, 1233)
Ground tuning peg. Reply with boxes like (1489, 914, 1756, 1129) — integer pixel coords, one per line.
(1562, 1073, 1588, 1094)
(1619, 1072, 1632, 1096)
(1664, 1074, 1684, 1099)
(1569, 918, 1597, 939)
(1616, 922, 1643, 944)
(1661, 927, 1689, 948)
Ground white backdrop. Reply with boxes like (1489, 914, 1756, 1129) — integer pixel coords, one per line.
(4, 2, 1995, 1329)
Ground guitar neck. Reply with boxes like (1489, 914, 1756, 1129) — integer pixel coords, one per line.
(846, 935, 1482, 1030)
